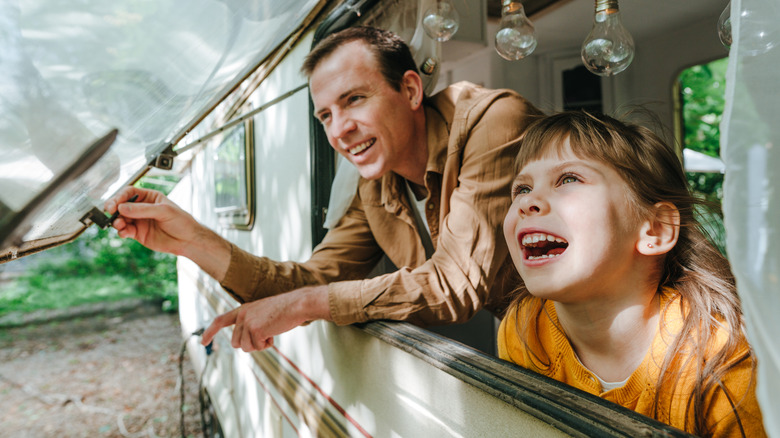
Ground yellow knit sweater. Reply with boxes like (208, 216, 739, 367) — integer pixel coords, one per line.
(497, 291, 766, 437)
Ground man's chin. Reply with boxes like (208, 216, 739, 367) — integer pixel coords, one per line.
(355, 165, 386, 181)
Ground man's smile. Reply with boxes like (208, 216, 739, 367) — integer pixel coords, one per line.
(348, 138, 376, 155)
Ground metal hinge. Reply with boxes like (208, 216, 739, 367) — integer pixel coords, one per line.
(153, 144, 177, 170)
(79, 207, 113, 229)
(79, 194, 138, 230)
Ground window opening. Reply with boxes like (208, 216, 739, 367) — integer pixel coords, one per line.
(563, 65, 603, 113)
(677, 57, 728, 253)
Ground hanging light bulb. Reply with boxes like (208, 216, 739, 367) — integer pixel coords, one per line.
(718, 1, 732, 49)
(581, 0, 634, 77)
(423, 0, 460, 42)
(495, 0, 537, 61)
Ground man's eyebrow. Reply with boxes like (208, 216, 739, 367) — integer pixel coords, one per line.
(314, 86, 365, 116)
(337, 86, 362, 102)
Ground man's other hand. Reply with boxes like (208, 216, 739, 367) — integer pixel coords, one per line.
(201, 286, 331, 352)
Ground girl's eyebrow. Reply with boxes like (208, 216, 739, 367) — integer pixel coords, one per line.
(550, 160, 604, 176)
(516, 159, 605, 181)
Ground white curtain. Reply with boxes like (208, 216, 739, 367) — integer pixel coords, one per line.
(722, 0, 780, 433)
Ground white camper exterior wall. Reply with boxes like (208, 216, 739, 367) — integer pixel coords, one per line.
(177, 32, 315, 437)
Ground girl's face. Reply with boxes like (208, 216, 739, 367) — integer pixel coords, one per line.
(503, 139, 646, 304)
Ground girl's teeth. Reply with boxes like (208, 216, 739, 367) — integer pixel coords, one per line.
(527, 253, 562, 260)
(522, 232, 567, 246)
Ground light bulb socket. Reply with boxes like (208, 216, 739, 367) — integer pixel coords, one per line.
(420, 57, 438, 75)
(595, 0, 619, 13)
(502, 0, 524, 15)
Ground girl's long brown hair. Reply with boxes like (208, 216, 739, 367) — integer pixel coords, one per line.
(506, 111, 754, 436)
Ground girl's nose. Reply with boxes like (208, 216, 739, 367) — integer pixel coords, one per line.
(518, 193, 548, 217)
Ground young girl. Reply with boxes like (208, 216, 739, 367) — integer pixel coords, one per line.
(498, 111, 766, 437)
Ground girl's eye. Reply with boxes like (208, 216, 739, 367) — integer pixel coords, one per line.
(560, 174, 580, 185)
(511, 183, 531, 198)
(318, 113, 331, 124)
(347, 95, 364, 104)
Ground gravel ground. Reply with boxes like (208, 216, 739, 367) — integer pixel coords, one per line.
(0, 301, 204, 438)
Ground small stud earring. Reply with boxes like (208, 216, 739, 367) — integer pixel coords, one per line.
(647, 243, 654, 248)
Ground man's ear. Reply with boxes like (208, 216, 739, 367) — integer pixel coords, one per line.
(637, 201, 680, 255)
(401, 70, 424, 110)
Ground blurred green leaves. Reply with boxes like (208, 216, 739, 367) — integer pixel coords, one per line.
(0, 176, 180, 316)
(679, 57, 728, 204)
(678, 57, 728, 254)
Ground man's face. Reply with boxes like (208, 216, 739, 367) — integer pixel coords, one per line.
(309, 41, 419, 181)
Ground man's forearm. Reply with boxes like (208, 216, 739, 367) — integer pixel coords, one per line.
(180, 225, 232, 283)
(296, 285, 333, 322)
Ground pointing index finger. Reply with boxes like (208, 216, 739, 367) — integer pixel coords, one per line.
(201, 308, 239, 345)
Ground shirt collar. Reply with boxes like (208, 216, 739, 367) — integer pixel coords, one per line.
(424, 103, 450, 176)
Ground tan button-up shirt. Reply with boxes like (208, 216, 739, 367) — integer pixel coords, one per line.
(221, 82, 539, 326)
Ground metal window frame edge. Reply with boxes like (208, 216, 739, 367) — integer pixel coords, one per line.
(362, 320, 694, 438)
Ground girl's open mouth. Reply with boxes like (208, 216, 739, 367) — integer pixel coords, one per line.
(521, 232, 568, 260)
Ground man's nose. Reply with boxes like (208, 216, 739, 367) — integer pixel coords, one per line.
(328, 110, 356, 140)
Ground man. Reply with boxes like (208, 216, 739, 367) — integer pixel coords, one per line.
(106, 27, 539, 352)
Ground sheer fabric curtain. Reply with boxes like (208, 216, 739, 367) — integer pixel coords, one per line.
(722, 0, 780, 433)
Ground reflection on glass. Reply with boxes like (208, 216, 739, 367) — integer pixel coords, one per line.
(581, 0, 635, 77)
(0, 0, 318, 248)
(422, 0, 459, 42)
(718, 1, 732, 49)
(213, 122, 253, 229)
(495, 0, 537, 61)
(736, 0, 779, 56)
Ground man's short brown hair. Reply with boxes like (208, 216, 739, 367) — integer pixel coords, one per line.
(301, 26, 419, 91)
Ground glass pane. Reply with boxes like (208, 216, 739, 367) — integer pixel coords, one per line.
(213, 121, 253, 229)
(0, 0, 319, 249)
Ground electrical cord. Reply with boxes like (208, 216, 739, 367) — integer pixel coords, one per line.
(198, 350, 213, 437)
(179, 328, 211, 438)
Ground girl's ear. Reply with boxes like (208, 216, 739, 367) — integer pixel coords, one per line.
(637, 201, 680, 255)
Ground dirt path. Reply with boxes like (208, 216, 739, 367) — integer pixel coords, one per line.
(0, 302, 204, 438)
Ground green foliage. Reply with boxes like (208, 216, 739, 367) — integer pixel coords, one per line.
(1, 175, 182, 316)
(0, 227, 179, 316)
(679, 58, 728, 202)
(678, 57, 728, 253)
(679, 58, 727, 157)
(135, 174, 181, 196)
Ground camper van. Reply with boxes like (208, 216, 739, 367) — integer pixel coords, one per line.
(1, 0, 777, 437)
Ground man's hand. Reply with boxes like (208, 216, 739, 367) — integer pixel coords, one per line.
(105, 187, 197, 255)
(201, 286, 331, 352)
(105, 186, 231, 282)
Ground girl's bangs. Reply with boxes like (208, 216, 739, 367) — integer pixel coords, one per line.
(514, 115, 611, 173)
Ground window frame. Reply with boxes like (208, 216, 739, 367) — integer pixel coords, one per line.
(212, 119, 256, 231)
